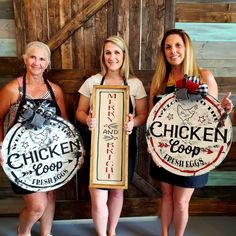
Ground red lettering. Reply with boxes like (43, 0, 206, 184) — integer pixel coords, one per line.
(108, 93, 117, 99)
(106, 161, 114, 179)
(107, 142, 114, 148)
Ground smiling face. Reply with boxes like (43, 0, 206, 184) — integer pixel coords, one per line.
(164, 34, 186, 68)
(103, 42, 124, 73)
(24, 47, 49, 77)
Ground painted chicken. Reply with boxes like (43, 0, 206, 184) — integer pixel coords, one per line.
(177, 104, 198, 125)
(29, 128, 50, 147)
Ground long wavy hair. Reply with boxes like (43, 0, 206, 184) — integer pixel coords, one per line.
(151, 29, 201, 95)
(100, 35, 135, 80)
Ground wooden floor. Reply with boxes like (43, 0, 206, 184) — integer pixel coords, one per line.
(1, 215, 236, 236)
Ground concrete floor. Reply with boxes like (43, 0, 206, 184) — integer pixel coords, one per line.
(1, 215, 236, 236)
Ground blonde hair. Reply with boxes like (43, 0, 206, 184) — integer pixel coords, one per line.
(151, 29, 201, 95)
(23, 41, 51, 64)
(100, 35, 134, 80)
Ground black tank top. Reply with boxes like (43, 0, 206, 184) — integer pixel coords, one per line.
(14, 74, 61, 127)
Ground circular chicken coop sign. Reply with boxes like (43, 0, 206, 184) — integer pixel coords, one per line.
(146, 93, 232, 176)
(2, 116, 84, 192)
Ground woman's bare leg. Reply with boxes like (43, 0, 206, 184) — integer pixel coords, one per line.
(18, 192, 49, 236)
(40, 190, 56, 236)
(89, 188, 109, 236)
(107, 189, 124, 236)
(160, 183, 174, 236)
(173, 186, 194, 236)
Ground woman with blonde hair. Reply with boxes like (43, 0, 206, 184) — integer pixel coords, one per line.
(76, 35, 147, 236)
(0, 41, 67, 236)
(149, 28, 233, 236)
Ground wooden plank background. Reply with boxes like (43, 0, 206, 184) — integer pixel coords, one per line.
(0, 0, 16, 57)
(1, 0, 236, 218)
(176, 0, 236, 190)
(176, 22, 236, 77)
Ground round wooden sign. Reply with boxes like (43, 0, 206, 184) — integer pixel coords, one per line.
(2, 116, 84, 192)
(146, 93, 232, 176)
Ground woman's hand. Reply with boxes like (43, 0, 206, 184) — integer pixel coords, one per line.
(124, 114, 134, 135)
(86, 111, 96, 130)
(220, 92, 234, 114)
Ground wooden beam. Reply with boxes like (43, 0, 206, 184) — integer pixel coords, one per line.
(132, 173, 161, 197)
(54, 198, 160, 219)
(165, 0, 176, 31)
(13, 0, 26, 58)
(0, 57, 23, 76)
(47, 0, 110, 52)
(176, 3, 236, 23)
(46, 69, 153, 93)
(0, 0, 14, 19)
(54, 196, 236, 219)
(2, 197, 235, 218)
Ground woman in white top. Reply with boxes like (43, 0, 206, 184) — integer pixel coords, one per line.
(76, 35, 148, 236)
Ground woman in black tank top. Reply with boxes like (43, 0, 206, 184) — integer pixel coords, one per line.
(0, 41, 67, 236)
(149, 29, 233, 236)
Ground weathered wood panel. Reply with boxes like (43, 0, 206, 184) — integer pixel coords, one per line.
(197, 60, 236, 77)
(175, 23, 236, 77)
(0, 19, 15, 38)
(106, 0, 118, 36)
(129, 0, 141, 69)
(176, 2, 236, 22)
(0, 57, 22, 76)
(0, 0, 14, 19)
(117, 0, 130, 43)
(0, 39, 16, 57)
(207, 171, 236, 186)
(72, 1, 85, 69)
(193, 42, 236, 59)
(0, 1, 16, 57)
(13, 0, 25, 57)
(176, 22, 236, 42)
(141, 0, 165, 69)
(83, 2, 96, 70)
(94, 0, 107, 69)
(0, 0, 187, 72)
(48, 0, 62, 69)
(22, 1, 44, 42)
(59, 0, 73, 69)
(47, 0, 110, 53)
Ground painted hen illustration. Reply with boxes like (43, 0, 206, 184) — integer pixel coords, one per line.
(177, 104, 198, 125)
(29, 128, 50, 147)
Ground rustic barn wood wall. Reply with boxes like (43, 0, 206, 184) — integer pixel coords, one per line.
(0, 0, 236, 219)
